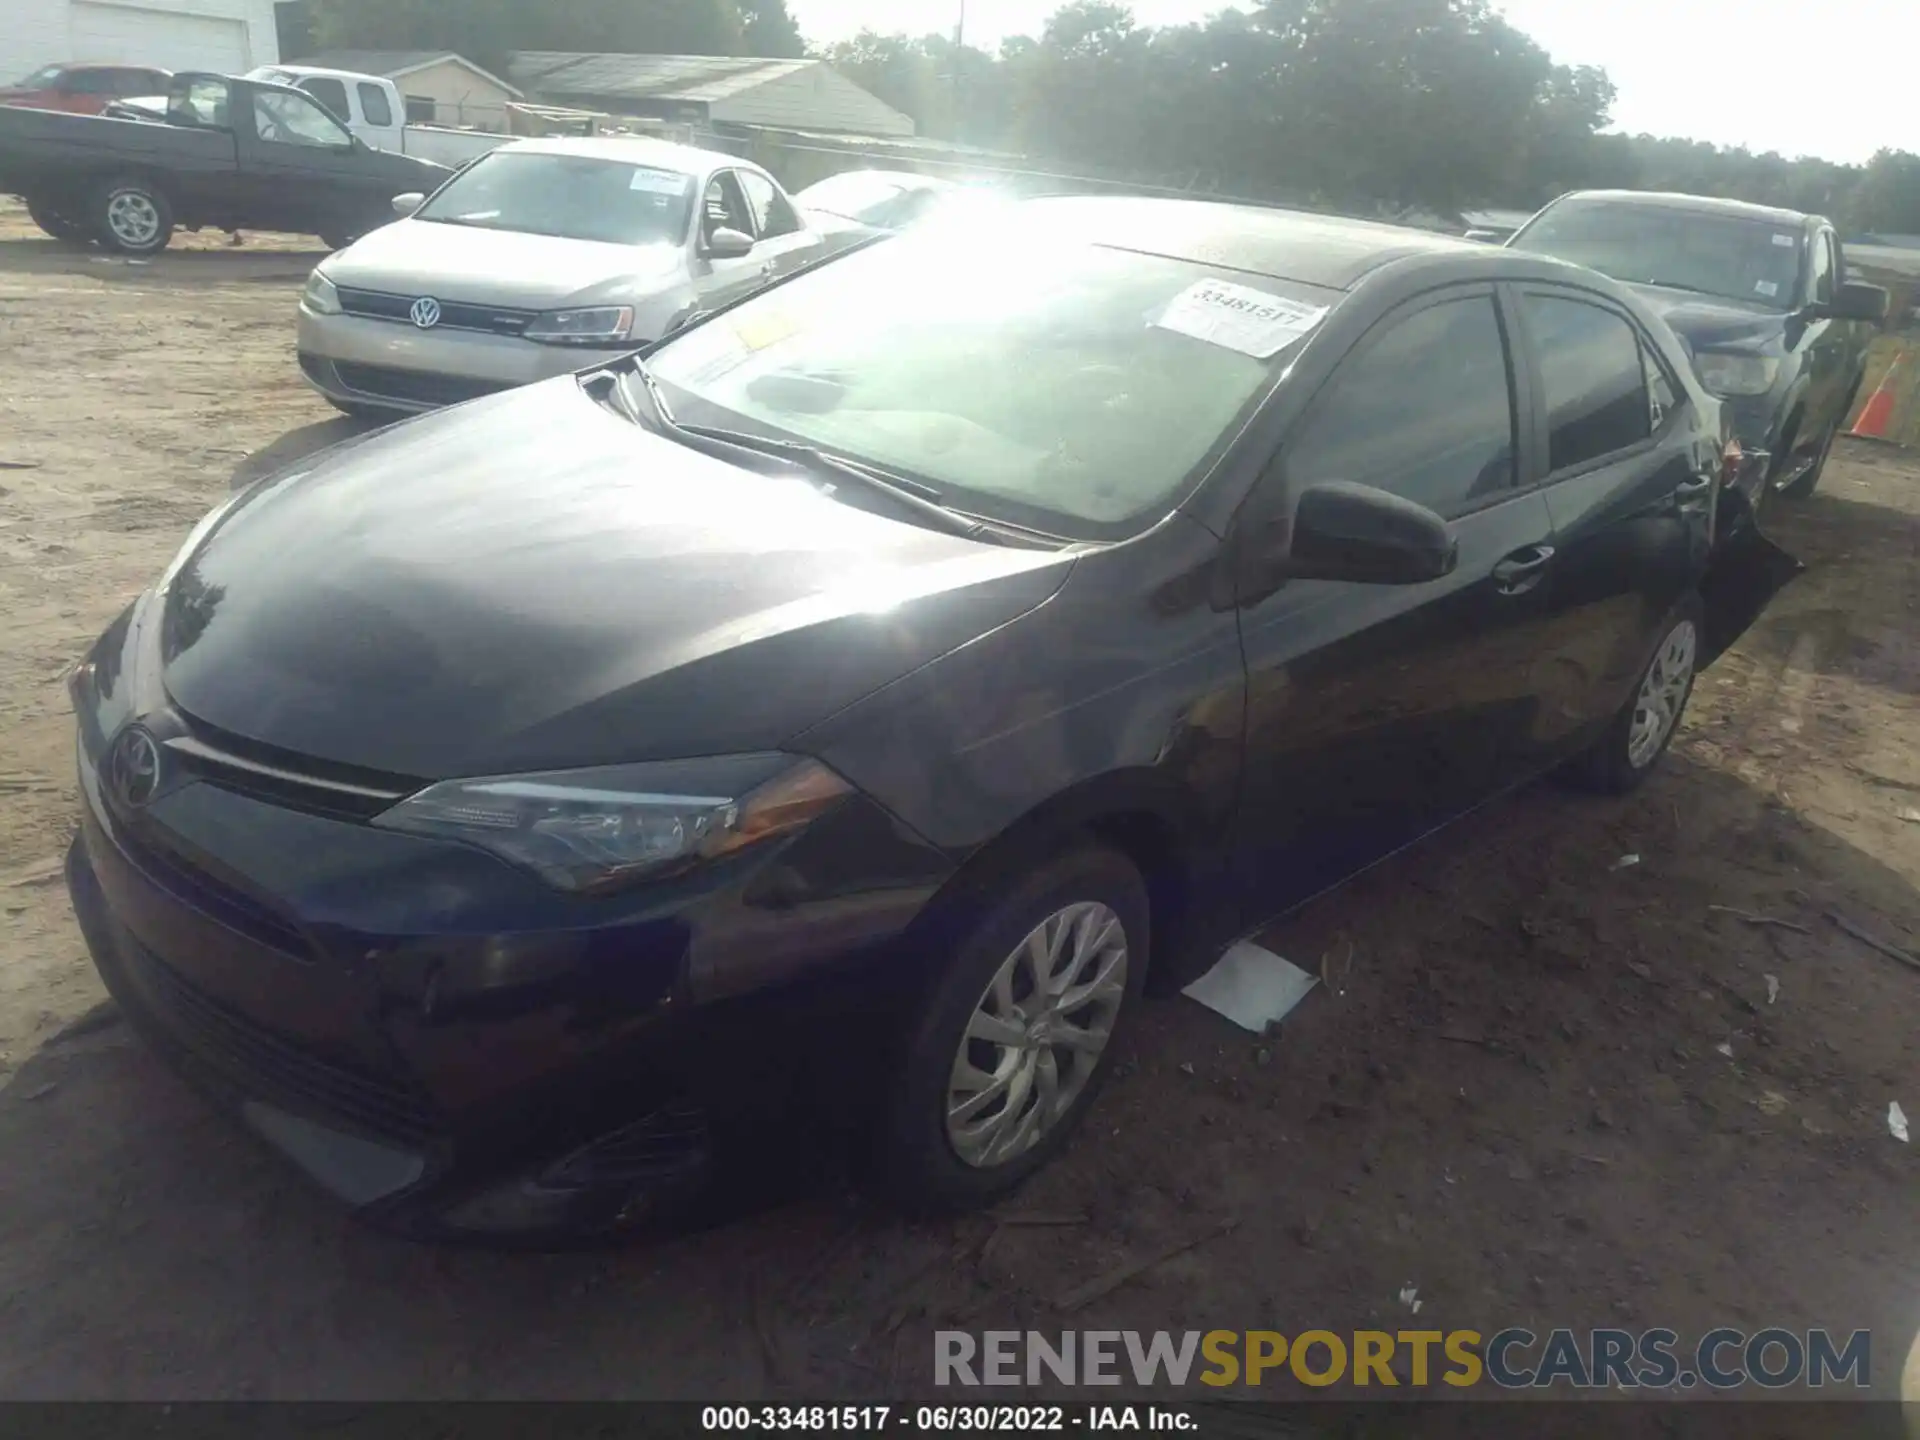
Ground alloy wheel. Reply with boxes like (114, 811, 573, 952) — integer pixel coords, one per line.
(945, 901, 1128, 1168)
(107, 192, 160, 248)
(1627, 619, 1697, 768)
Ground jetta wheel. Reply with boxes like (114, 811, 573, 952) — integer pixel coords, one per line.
(882, 845, 1147, 1212)
(1567, 595, 1703, 794)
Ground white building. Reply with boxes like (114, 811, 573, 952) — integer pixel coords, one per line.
(1, 0, 280, 84)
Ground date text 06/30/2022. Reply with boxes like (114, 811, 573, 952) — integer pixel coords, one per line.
(702, 1407, 1195, 1432)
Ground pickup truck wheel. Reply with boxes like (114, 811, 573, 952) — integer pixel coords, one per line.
(320, 228, 360, 252)
(93, 177, 174, 255)
(1777, 416, 1841, 501)
(26, 200, 91, 246)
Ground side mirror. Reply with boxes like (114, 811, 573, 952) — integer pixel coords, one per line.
(391, 191, 424, 218)
(1825, 280, 1890, 324)
(705, 226, 755, 259)
(1286, 481, 1458, 585)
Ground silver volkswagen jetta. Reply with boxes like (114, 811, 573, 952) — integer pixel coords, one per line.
(296, 135, 824, 416)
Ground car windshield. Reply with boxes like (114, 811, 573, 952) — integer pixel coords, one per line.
(645, 225, 1334, 537)
(415, 151, 697, 246)
(16, 65, 65, 87)
(796, 172, 922, 223)
(1511, 202, 1805, 310)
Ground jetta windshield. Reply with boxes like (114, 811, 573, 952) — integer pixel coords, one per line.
(1511, 202, 1805, 311)
(415, 151, 696, 246)
(645, 227, 1333, 537)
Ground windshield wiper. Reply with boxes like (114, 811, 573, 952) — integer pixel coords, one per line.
(1636, 278, 1716, 296)
(668, 423, 989, 540)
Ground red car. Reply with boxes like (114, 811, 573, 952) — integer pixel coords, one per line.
(1, 62, 172, 115)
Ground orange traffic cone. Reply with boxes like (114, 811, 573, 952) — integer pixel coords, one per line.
(1847, 351, 1905, 441)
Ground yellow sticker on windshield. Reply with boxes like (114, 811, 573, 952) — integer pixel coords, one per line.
(732, 310, 798, 352)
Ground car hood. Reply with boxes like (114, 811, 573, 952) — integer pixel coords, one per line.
(1625, 284, 1786, 351)
(159, 381, 1073, 780)
(325, 219, 686, 309)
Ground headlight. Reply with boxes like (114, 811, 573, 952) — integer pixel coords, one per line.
(523, 305, 636, 346)
(371, 754, 853, 893)
(302, 269, 341, 315)
(1692, 351, 1779, 398)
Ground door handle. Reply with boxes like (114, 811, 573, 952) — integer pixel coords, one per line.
(1672, 475, 1714, 508)
(1491, 544, 1555, 595)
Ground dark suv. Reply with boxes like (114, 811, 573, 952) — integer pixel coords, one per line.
(1507, 190, 1888, 502)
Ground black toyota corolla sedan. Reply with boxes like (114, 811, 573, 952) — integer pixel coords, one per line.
(66, 196, 1777, 1240)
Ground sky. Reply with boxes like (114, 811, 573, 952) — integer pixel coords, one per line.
(784, 0, 1913, 165)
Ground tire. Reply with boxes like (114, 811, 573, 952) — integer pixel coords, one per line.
(319, 229, 360, 252)
(1776, 415, 1841, 501)
(878, 844, 1149, 1214)
(92, 176, 174, 255)
(26, 198, 90, 245)
(1566, 595, 1704, 794)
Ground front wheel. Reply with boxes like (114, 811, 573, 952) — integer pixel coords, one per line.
(1776, 415, 1842, 501)
(1566, 596, 1703, 794)
(879, 845, 1147, 1213)
(92, 176, 174, 255)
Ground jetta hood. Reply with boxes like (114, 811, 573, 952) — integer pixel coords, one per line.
(160, 381, 1073, 779)
(324, 219, 685, 310)
(1626, 284, 1786, 351)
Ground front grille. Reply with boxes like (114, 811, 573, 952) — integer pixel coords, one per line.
(336, 286, 536, 338)
(116, 818, 313, 961)
(331, 361, 509, 408)
(123, 932, 441, 1144)
(163, 714, 414, 823)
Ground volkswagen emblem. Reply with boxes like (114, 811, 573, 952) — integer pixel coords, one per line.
(108, 726, 163, 809)
(409, 295, 442, 329)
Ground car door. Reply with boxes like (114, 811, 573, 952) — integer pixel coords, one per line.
(1511, 285, 1713, 767)
(238, 87, 379, 233)
(689, 169, 772, 309)
(737, 167, 822, 278)
(1232, 284, 1559, 912)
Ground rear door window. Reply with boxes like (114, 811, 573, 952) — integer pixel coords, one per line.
(1286, 293, 1518, 515)
(357, 82, 393, 128)
(1522, 293, 1653, 473)
(738, 169, 801, 238)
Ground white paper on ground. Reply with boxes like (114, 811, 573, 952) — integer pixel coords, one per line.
(1892, 1102, 1910, 1143)
(1182, 939, 1320, 1032)
(1154, 280, 1327, 358)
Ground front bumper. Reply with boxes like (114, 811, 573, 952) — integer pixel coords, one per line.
(65, 628, 952, 1239)
(296, 306, 634, 414)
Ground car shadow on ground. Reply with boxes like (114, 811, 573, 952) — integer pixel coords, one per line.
(1, 751, 1914, 1398)
(229, 415, 385, 491)
(0, 235, 330, 282)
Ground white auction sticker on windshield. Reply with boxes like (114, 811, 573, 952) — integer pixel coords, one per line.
(629, 167, 689, 195)
(1155, 280, 1327, 358)
(1755, 280, 1780, 297)
(1771, 233, 1797, 247)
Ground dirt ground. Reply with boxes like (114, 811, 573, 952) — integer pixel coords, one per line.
(0, 198, 1915, 1403)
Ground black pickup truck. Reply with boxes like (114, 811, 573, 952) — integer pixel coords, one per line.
(0, 73, 448, 254)
(1506, 190, 1889, 503)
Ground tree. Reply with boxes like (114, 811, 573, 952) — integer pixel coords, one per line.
(739, 0, 806, 58)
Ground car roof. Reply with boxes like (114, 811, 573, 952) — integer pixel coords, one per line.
(1554, 189, 1820, 229)
(492, 133, 753, 178)
(1011, 195, 1486, 292)
(816, 168, 955, 190)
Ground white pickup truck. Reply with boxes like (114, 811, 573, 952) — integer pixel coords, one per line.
(243, 64, 509, 170)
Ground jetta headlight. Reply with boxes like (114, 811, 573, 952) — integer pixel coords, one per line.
(371, 754, 852, 893)
(523, 305, 636, 346)
(302, 269, 341, 315)
(1693, 351, 1779, 397)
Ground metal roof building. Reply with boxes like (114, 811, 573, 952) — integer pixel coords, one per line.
(507, 52, 915, 139)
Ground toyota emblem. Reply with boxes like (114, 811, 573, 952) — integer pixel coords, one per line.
(108, 726, 163, 809)
(409, 295, 442, 329)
